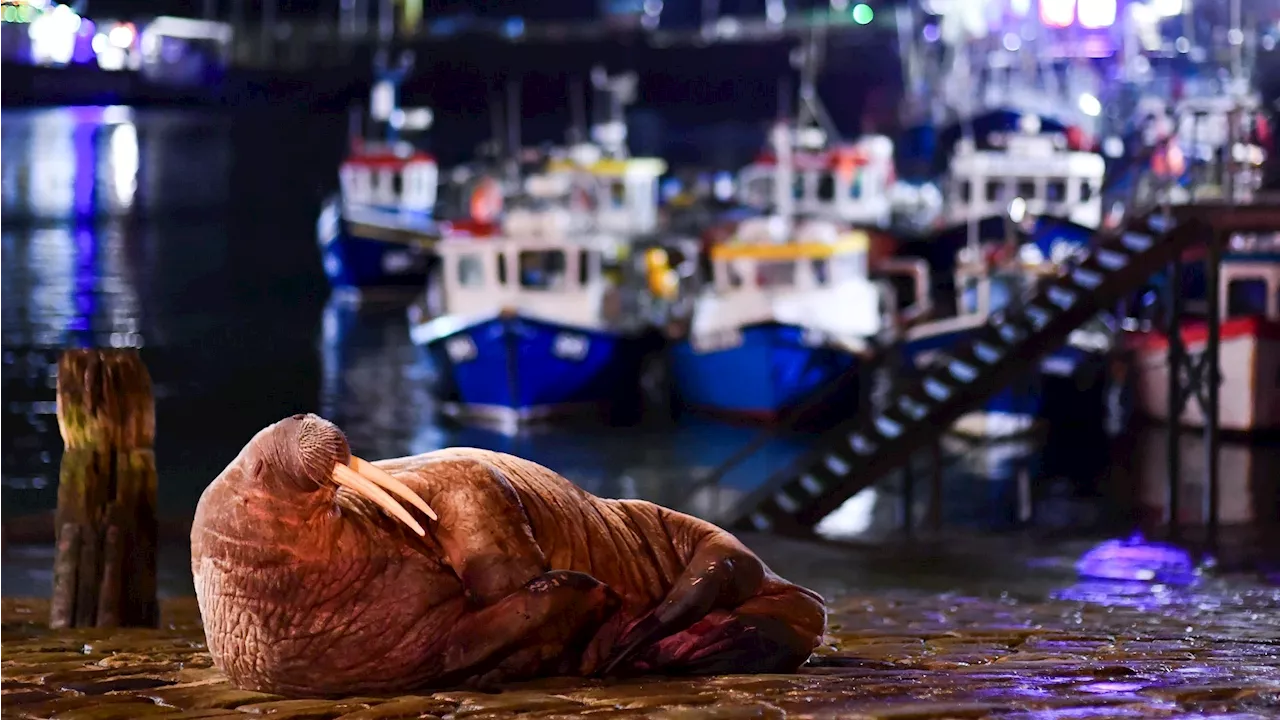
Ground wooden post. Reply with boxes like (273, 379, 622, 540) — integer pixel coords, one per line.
(50, 349, 158, 629)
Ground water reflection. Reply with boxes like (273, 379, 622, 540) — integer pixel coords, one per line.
(0, 105, 231, 222)
(1131, 426, 1280, 527)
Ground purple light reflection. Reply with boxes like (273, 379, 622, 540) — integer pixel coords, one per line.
(1073, 533, 1203, 586)
(67, 225, 98, 346)
(72, 112, 97, 218)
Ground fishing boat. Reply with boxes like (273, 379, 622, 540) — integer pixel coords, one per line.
(317, 61, 442, 299)
(1127, 232, 1280, 433)
(666, 216, 888, 423)
(921, 111, 1106, 278)
(407, 199, 654, 432)
(735, 132, 897, 230)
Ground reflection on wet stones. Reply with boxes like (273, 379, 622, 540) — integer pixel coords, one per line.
(3, 587, 1279, 719)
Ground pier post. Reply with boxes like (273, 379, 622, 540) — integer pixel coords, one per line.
(1164, 254, 1183, 537)
(1202, 230, 1222, 549)
(49, 349, 158, 629)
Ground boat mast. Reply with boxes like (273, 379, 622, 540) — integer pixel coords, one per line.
(505, 75, 522, 188)
(590, 66, 637, 160)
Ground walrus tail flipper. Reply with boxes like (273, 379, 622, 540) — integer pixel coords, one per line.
(600, 527, 767, 675)
(609, 580, 827, 677)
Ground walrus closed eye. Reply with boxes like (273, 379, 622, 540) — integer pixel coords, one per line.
(191, 413, 827, 697)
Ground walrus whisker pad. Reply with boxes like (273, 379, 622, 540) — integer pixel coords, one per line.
(331, 461, 428, 536)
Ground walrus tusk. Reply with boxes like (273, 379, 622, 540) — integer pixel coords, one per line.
(332, 463, 426, 537)
(350, 456, 439, 522)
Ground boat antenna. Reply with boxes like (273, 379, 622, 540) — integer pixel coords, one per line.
(505, 75, 522, 187)
(569, 74, 587, 146)
(793, 22, 839, 144)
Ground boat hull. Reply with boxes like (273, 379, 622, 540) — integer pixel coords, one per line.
(670, 322, 861, 423)
(418, 314, 648, 429)
(317, 198, 437, 293)
(1129, 316, 1280, 433)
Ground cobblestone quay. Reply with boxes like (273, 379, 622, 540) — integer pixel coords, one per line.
(4, 576, 1280, 720)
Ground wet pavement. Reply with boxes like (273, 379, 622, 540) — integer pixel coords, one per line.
(4, 568, 1280, 719)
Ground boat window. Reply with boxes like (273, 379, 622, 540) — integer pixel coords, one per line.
(518, 250, 568, 291)
(578, 249, 593, 286)
(1226, 277, 1268, 317)
(757, 260, 796, 288)
(457, 254, 485, 288)
(793, 175, 805, 200)
(829, 254, 864, 283)
(1046, 179, 1066, 202)
(985, 181, 1002, 203)
(1080, 181, 1093, 203)
(743, 175, 773, 206)
(391, 171, 404, 198)
(958, 180, 971, 203)
(816, 173, 836, 202)
(497, 252, 508, 285)
(1016, 178, 1036, 199)
(849, 174, 862, 199)
(608, 180, 627, 209)
(716, 260, 746, 289)
(988, 274, 1021, 313)
(811, 259, 830, 285)
(959, 276, 981, 315)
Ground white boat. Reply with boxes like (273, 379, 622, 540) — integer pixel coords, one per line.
(942, 113, 1107, 233)
(735, 130, 898, 229)
(1128, 234, 1280, 433)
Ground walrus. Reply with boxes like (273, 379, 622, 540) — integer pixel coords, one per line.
(191, 413, 827, 697)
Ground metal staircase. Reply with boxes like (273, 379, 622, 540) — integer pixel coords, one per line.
(722, 210, 1215, 535)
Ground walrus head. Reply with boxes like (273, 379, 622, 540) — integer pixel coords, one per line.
(208, 412, 436, 535)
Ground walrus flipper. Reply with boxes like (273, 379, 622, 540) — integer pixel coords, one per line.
(598, 511, 827, 678)
(437, 569, 617, 686)
(600, 521, 767, 674)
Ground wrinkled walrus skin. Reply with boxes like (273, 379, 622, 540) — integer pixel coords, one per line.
(191, 414, 827, 697)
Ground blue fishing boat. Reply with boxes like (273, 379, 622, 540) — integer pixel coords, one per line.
(669, 217, 886, 423)
(316, 149, 441, 294)
(317, 60, 442, 298)
(408, 206, 653, 431)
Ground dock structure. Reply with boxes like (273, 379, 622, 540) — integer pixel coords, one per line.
(49, 349, 158, 630)
(720, 198, 1280, 538)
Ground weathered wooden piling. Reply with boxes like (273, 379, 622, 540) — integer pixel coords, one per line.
(50, 348, 158, 629)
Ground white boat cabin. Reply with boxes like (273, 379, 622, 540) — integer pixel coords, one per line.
(543, 146, 668, 237)
(943, 117, 1105, 230)
(1221, 234, 1280, 323)
(339, 146, 438, 214)
(429, 208, 626, 331)
(737, 135, 896, 228)
(689, 219, 884, 349)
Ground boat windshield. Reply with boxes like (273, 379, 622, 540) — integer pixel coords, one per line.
(1225, 276, 1272, 318)
(960, 273, 1023, 316)
(518, 250, 569, 291)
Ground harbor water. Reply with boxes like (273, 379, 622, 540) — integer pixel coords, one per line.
(2, 106, 1280, 718)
